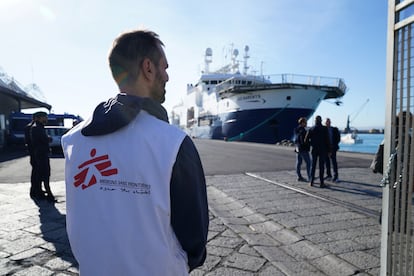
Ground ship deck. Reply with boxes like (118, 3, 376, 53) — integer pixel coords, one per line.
(217, 73, 347, 100)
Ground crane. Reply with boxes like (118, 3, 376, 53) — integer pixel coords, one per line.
(344, 98, 370, 133)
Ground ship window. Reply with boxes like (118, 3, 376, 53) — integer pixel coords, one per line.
(247, 81, 252, 85)
(211, 80, 218, 84)
(241, 81, 246, 85)
(286, 96, 291, 100)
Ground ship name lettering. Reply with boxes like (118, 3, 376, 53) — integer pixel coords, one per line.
(237, 95, 261, 101)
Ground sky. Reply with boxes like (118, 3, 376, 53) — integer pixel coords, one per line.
(0, 0, 388, 130)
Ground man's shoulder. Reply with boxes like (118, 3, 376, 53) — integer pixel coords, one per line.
(31, 123, 42, 132)
(146, 114, 186, 137)
(62, 121, 85, 142)
(32, 122, 45, 128)
(295, 125, 303, 132)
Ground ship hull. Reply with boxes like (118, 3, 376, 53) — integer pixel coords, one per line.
(220, 107, 315, 144)
(216, 86, 327, 144)
(171, 70, 346, 144)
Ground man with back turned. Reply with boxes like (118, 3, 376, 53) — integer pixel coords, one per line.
(62, 29, 209, 275)
(324, 118, 341, 182)
(294, 117, 311, 182)
(305, 115, 331, 188)
(30, 111, 56, 202)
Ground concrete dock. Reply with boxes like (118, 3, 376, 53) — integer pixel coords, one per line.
(0, 143, 383, 275)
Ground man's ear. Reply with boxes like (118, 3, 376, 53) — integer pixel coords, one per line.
(141, 58, 154, 81)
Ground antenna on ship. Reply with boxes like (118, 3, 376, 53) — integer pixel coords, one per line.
(243, 45, 250, 75)
(204, 48, 213, 73)
(232, 48, 239, 73)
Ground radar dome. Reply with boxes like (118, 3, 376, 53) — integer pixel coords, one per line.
(205, 48, 213, 56)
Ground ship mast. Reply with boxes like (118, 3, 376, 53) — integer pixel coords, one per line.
(204, 48, 213, 73)
(231, 48, 239, 73)
(243, 45, 250, 75)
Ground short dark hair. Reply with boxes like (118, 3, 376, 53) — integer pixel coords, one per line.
(33, 111, 48, 118)
(315, 115, 322, 123)
(298, 117, 306, 124)
(108, 29, 164, 87)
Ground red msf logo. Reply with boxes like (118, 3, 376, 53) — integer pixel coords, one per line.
(74, 148, 118, 190)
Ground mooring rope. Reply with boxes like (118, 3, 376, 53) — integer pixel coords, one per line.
(227, 104, 290, 142)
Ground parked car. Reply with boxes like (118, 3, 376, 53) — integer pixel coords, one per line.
(45, 126, 70, 153)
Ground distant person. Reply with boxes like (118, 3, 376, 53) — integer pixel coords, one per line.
(24, 114, 37, 199)
(30, 111, 56, 202)
(370, 140, 384, 174)
(305, 115, 331, 188)
(294, 117, 311, 181)
(61, 29, 209, 275)
(324, 118, 341, 182)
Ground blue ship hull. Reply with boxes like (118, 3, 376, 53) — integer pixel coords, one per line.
(220, 108, 314, 144)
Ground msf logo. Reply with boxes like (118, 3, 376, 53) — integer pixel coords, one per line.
(74, 148, 118, 190)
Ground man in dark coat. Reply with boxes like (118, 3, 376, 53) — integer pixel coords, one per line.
(325, 118, 341, 182)
(24, 114, 37, 198)
(30, 111, 56, 202)
(305, 115, 331, 188)
(294, 117, 311, 181)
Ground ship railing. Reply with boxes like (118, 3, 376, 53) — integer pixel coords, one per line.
(216, 73, 347, 96)
(268, 74, 347, 93)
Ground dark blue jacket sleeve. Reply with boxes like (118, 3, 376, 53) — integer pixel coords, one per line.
(170, 136, 209, 271)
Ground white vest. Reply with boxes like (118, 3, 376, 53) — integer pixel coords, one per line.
(62, 111, 187, 276)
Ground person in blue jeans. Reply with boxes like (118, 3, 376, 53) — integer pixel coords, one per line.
(294, 117, 311, 182)
(305, 115, 330, 188)
(325, 118, 341, 182)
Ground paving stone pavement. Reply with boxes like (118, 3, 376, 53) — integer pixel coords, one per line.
(0, 167, 383, 275)
(196, 168, 383, 276)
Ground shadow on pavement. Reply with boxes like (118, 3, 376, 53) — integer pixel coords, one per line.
(0, 146, 28, 163)
(35, 199, 78, 268)
(328, 184, 383, 198)
(0, 146, 65, 163)
(343, 179, 382, 188)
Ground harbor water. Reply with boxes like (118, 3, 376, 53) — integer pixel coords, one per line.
(339, 133, 383, 154)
